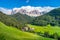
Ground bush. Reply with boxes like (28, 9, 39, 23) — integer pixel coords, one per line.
(53, 33, 58, 39)
(44, 31, 49, 37)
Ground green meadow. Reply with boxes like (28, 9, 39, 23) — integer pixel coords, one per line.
(0, 22, 55, 40)
(28, 24, 60, 36)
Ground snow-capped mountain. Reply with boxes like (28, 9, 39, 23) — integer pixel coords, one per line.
(12, 6, 55, 16)
(0, 6, 55, 17)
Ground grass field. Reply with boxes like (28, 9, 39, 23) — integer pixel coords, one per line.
(0, 22, 55, 40)
(28, 24, 60, 36)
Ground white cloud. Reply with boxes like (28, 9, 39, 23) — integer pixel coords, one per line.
(26, 0, 29, 3)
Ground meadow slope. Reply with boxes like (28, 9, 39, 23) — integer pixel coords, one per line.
(0, 22, 55, 40)
(28, 24, 60, 36)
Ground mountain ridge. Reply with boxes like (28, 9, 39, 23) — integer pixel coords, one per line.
(0, 6, 55, 17)
(0, 11, 25, 29)
(31, 8, 60, 26)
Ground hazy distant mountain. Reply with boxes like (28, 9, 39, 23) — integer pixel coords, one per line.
(0, 6, 55, 17)
(0, 7, 12, 15)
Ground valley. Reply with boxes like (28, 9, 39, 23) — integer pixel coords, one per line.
(0, 5, 60, 40)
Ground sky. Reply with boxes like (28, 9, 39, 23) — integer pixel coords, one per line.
(0, 0, 60, 9)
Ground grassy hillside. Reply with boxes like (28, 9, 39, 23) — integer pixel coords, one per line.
(28, 24, 60, 36)
(0, 11, 25, 29)
(0, 22, 55, 40)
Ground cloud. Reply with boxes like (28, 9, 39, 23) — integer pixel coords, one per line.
(26, 0, 29, 3)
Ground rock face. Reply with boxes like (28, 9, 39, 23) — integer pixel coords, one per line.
(18, 9, 42, 16)
(11, 6, 55, 17)
(11, 9, 49, 17)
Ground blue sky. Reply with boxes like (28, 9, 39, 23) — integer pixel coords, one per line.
(0, 0, 60, 9)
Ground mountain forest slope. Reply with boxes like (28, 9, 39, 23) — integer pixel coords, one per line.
(0, 12, 26, 29)
(11, 13, 34, 24)
(31, 8, 60, 26)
